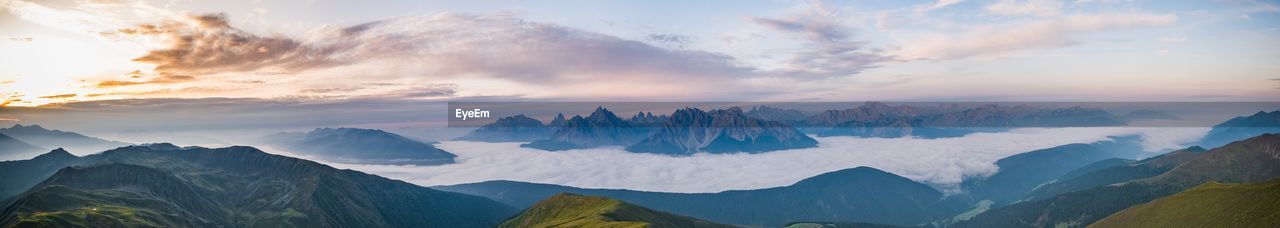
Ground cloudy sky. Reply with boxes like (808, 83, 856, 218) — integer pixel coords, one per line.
(1, 0, 1277, 108)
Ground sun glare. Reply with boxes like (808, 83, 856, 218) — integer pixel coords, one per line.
(0, 36, 139, 106)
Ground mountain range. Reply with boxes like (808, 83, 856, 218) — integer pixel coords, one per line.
(1020, 146, 1207, 202)
(0, 144, 515, 227)
(499, 193, 733, 228)
(745, 105, 809, 122)
(628, 111, 671, 127)
(469, 103, 1136, 154)
(444, 129, 1280, 227)
(958, 136, 1145, 205)
(952, 133, 1280, 227)
(260, 128, 456, 165)
(0, 133, 45, 161)
(1, 123, 1276, 227)
(0, 124, 130, 156)
(1199, 110, 1280, 148)
(801, 103, 1127, 138)
(521, 107, 655, 151)
(1118, 109, 1180, 121)
(438, 166, 965, 227)
(627, 107, 817, 155)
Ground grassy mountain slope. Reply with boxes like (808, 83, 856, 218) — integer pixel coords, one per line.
(499, 193, 734, 228)
(1089, 179, 1280, 228)
(1021, 146, 1206, 201)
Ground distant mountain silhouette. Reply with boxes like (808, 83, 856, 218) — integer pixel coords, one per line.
(0, 124, 129, 154)
(1119, 109, 1180, 121)
(0, 145, 514, 227)
(802, 102, 935, 129)
(1199, 110, 1280, 148)
(627, 107, 817, 155)
(457, 114, 553, 142)
(0, 133, 45, 160)
(745, 105, 808, 122)
(499, 193, 733, 228)
(261, 128, 456, 165)
(439, 166, 965, 227)
(800, 103, 1125, 138)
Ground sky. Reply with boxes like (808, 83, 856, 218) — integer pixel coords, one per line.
(0, 0, 1277, 108)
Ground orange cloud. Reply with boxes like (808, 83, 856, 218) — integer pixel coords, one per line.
(37, 93, 76, 99)
(97, 74, 196, 88)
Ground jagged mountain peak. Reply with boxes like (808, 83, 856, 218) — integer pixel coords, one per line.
(547, 113, 570, 127)
(628, 107, 816, 155)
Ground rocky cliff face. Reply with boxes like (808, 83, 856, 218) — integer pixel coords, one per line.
(627, 107, 817, 155)
(627, 111, 669, 127)
(548, 113, 568, 128)
(521, 107, 652, 151)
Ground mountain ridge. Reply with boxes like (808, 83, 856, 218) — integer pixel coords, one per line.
(0, 124, 130, 154)
(0, 144, 515, 227)
(439, 166, 964, 227)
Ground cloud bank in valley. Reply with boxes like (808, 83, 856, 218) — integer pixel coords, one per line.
(303, 127, 1207, 193)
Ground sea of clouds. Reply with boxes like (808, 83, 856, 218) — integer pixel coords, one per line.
(292, 127, 1207, 193)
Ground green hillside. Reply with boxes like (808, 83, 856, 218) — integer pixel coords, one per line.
(0, 144, 515, 227)
(954, 134, 1280, 227)
(1090, 179, 1280, 228)
(499, 193, 735, 228)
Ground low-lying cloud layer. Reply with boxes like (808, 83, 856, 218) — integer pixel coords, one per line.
(306, 127, 1207, 193)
